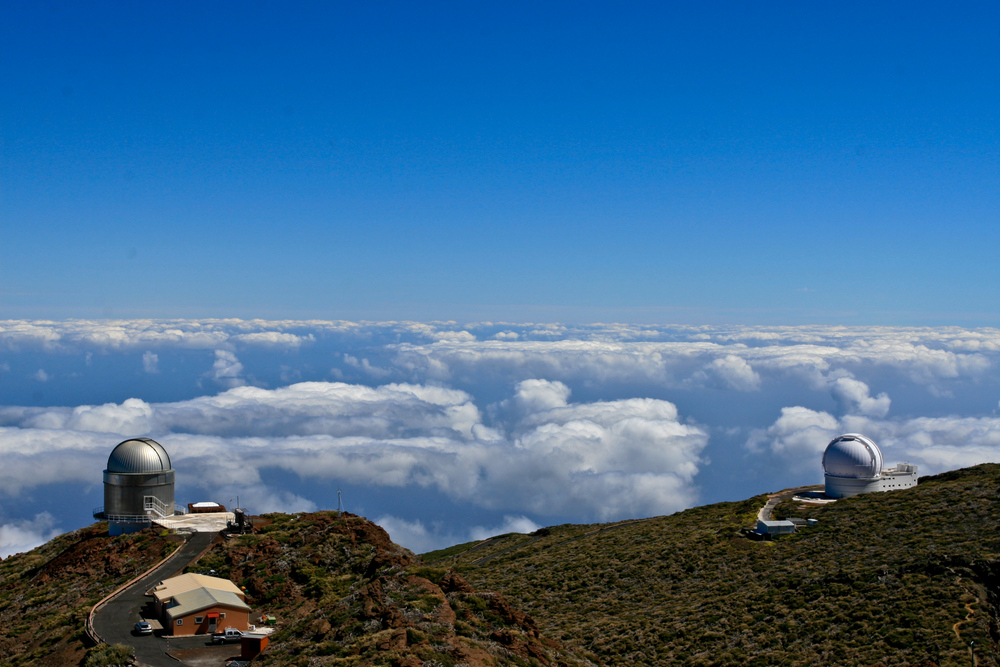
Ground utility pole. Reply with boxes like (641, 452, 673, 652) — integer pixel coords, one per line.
(337, 488, 343, 514)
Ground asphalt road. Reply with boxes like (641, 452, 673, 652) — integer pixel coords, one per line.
(92, 532, 217, 667)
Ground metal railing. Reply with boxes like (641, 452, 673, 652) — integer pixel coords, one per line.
(92, 507, 152, 523)
(143, 496, 172, 518)
(93, 499, 186, 522)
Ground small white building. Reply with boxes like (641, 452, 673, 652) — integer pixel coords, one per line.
(756, 520, 796, 535)
(822, 434, 918, 499)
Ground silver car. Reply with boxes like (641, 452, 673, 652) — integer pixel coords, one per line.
(134, 621, 153, 636)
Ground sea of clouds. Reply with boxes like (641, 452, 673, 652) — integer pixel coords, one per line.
(1, 319, 998, 556)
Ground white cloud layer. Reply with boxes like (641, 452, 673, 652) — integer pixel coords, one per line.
(748, 408, 1000, 477)
(208, 350, 246, 388)
(387, 329, 994, 394)
(0, 513, 62, 558)
(0, 379, 707, 524)
(1, 319, 999, 552)
(375, 514, 542, 553)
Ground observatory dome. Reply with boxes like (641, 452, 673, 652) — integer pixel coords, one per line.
(106, 438, 172, 474)
(822, 434, 883, 479)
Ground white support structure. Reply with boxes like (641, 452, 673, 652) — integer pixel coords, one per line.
(144, 495, 173, 518)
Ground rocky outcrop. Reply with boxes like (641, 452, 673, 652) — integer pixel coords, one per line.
(184, 511, 590, 666)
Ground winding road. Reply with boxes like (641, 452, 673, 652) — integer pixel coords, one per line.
(756, 485, 824, 522)
(91, 532, 218, 667)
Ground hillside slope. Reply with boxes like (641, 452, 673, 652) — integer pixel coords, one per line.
(1, 513, 587, 667)
(184, 511, 590, 667)
(0, 525, 180, 667)
(427, 464, 1000, 667)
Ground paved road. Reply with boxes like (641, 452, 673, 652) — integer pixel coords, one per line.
(92, 532, 217, 667)
(757, 485, 824, 522)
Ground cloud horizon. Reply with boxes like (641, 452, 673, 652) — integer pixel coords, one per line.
(1, 318, 998, 554)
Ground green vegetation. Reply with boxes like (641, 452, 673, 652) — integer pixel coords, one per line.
(0, 524, 179, 667)
(432, 465, 1000, 666)
(422, 539, 484, 564)
(6, 467, 1000, 666)
(183, 511, 589, 666)
(82, 643, 133, 667)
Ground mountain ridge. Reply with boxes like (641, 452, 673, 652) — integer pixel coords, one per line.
(428, 464, 1000, 666)
(2, 464, 999, 666)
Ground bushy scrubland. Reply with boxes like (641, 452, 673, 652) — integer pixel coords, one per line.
(188, 511, 589, 667)
(429, 465, 1000, 666)
(0, 524, 178, 667)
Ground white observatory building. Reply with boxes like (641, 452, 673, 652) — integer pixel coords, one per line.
(822, 433, 918, 498)
(93, 438, 179, 535)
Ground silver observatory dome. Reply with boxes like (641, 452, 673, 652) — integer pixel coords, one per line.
(99, 437, 176, 535)
(822, 434, 883, 479)
(107, 438, 172, 473)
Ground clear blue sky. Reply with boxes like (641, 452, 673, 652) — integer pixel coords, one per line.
(2, 1, 998, 324)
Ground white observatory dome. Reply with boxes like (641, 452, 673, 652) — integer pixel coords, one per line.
(822, 434, 883, 479)
(106, 438, 172, 474)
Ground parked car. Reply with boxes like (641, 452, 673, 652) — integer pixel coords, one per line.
(212, 627, 245, 644)
(134, 621, 153, 636)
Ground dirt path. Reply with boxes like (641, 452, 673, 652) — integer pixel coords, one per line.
(951, 577, 979, 641)
(756, 485, 824, 522)
(458, 487, 824, 568)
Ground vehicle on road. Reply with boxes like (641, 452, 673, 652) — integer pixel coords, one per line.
(212, 627, 245, 644)
(134, 621, 153, 636)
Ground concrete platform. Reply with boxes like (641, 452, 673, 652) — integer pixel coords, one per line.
(154, 512, 235, 533)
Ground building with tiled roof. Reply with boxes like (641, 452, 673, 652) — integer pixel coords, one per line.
(152, 573, 251, 636)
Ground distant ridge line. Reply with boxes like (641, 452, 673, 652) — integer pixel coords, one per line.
(470, 517, 654, 567)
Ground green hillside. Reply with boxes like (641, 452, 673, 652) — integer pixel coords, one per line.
(0, 513, 587, 667)
(183, 511, 590, 666)
(3, 465, 999, 666)
(426, 464, 1000, 667)
(0, 524, 180, 667)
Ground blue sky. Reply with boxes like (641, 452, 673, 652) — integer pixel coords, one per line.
(3, 2, 999, 323)
(2, 5, 1000, 556)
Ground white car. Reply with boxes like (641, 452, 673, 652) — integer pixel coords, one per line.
(212, 628, 245, 644)
(134, 621, 153, 636)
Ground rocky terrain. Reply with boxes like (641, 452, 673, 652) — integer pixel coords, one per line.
(186, 511, 589, 666)
(3, 465, 1000, 666)
(0, 511, 588, 667)
(0, 524, 180, 666)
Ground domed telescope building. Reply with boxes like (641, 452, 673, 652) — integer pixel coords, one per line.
(93, 438, 180, 535)
(822, 433, 918, 498)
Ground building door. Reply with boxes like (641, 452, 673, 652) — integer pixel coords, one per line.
(208, 613, 218, 633)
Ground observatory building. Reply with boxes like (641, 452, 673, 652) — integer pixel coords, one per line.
(93, 438, 179, 535)
(822, 433, 918, 499)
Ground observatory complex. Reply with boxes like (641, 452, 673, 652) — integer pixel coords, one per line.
(822, 433, 918, 498)
(93, 438, 180, 535)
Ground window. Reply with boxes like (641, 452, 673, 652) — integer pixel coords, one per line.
(195, 616, 203, 624)
(220, 613, 226, 619)
(176, 619, 183, 626)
